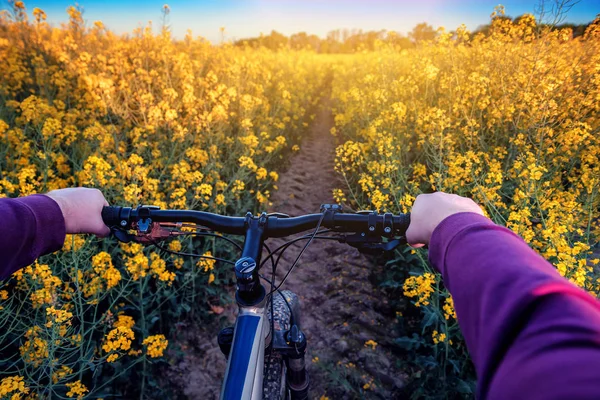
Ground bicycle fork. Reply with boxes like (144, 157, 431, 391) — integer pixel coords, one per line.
(218, 312, 309, 399)
(275, 324, 309, 399)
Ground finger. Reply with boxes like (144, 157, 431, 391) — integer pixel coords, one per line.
(96, 225, 111, 238)
(405, 225, 418, 245)
(409, 243, 425, 248)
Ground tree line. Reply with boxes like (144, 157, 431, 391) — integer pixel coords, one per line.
(232, 16, 594, 52)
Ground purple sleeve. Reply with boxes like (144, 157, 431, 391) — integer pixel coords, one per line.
(0, 194, 66, 279)
(429, 212, 600, 400)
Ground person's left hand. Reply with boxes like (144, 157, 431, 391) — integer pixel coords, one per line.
(45, 188, 111, 237)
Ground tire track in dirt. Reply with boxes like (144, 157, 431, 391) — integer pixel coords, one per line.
(163, 99, 405, 399)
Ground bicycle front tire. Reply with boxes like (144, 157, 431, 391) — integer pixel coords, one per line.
(263, 290, 300, 400)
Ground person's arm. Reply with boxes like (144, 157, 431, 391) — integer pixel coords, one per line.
(407, 193, 600, 400)
(0, 188, 110, 279)
(0, 195, 66, 279)
(430, 213, 600, 399)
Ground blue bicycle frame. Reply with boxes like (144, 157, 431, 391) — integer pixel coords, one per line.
(220, 213, 272, 400)
(220, 300, 269, 399)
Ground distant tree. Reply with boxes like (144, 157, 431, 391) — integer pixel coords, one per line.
(409, 22, 437, 43)
(261, 30, 288, 50)
(471, 15, 592, 39)
(386, 31, 413, 49)
(553, 22, 590, 37)
(290, 32, 320, 50)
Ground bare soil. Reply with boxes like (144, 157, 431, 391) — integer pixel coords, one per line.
(162, 102, 405, 399)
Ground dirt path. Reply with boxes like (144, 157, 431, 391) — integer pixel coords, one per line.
(163, 101, 404, 399)
(264, 102, 405, 399)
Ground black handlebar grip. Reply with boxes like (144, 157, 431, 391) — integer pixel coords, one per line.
(102, 206, 121, 227)
(397, 213, 411, 234)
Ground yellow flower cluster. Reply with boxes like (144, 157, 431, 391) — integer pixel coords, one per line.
(196, 252, 216, 272)
(403, 273, 436, 307)
(142, 334, 168, 358)
(102, 326, 135, 362)
(0, 376, 30, 398)
(45, 306, 73, 328)
(19, 326, 48, 367)
(52, 365, 73, 384)
(91, 252, 121, 289)
(332, 16, 600, 294)
(65, 380, 88, 399)
(443, 296, 456, 320)
(432, 330, 448, 344)
(114, 315, 135, 330)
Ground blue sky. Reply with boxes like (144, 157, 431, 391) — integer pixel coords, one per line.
(4, 0, 599, 42)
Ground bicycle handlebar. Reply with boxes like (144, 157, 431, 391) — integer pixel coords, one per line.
(101, 205, 410, 239)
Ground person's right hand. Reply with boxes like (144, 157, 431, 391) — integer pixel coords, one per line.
(406, 192, 485, 246)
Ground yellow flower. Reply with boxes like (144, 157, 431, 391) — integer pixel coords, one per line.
(66, 380, 88, 399)
(45, 306, 73, 328)
(20, 327, 48, 367)
(143, 334, 168, 358)
(443, 296, 457, 320)
(239, 156, 258, 172)
(150, 253, 175, 283)
(0, 376, 29, 398)
(114, 315, 135, 330)
(215, 193, 226, 206)
(231, 180, 245, 193)
(432, 330, 447, 344)
(403, 273, 436, 307)
(52, 365, 73, 383)
(92, 251, 121, 289)
(102, 326, 135, 353)
(364, 339, 378, 350)
(255, 167, 268, 180)
(196, 252, 216, 272)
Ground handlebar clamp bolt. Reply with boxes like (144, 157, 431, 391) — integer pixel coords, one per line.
(369, 226, 375, 232)
(384, 227, 391, 233)
(120, 220, 127, 227)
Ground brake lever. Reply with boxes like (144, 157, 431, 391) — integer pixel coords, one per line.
(109, 222, 175, 244)
(110, 228, 135, 243)
(339, 233, 406, 255)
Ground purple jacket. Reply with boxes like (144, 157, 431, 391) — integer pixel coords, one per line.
(430, 213, 600, 399)
(0, 195, 65, 279)
(1, 197, 600, 398)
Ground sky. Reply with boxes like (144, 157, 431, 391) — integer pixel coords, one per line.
(3, 0, 599, 43)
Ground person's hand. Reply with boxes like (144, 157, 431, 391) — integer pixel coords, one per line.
(406, 192, 485, 246)
(45, 188, 110, 237)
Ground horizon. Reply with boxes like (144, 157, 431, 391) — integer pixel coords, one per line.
(1, 0, 598, 43)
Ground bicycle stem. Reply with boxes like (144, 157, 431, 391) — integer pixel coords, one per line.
(235, 212, 268, 307)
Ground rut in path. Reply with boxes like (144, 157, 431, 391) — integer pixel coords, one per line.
(163, 101, 405, 399)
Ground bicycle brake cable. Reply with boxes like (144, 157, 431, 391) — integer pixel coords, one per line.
(259, 229, 336, 269)
(268, 212, 326, 294)
(149, 238, 236, 265)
